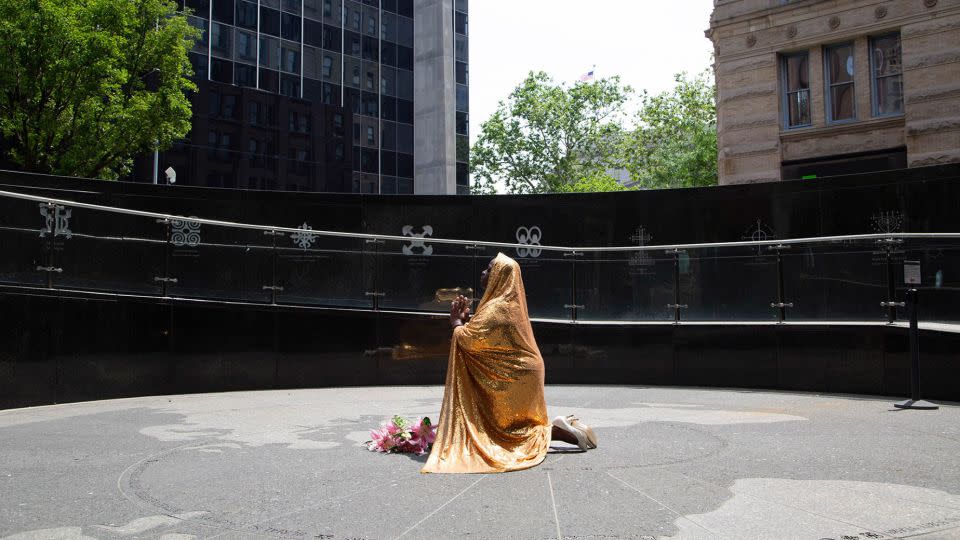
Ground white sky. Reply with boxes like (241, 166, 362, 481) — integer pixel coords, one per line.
(467, 0, 717, 142)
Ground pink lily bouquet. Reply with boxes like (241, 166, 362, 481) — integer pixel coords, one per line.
(367, 415, 438, 455)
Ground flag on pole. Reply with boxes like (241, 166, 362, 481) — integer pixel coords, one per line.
(579, 67, 595, 82)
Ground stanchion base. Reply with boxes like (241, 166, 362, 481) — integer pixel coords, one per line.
(893, 399, 939, 410)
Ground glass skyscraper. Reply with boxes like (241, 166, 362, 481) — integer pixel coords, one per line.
(137, 0, 467, 194)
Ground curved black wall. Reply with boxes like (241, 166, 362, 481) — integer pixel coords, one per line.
(1, 165, 959, 408)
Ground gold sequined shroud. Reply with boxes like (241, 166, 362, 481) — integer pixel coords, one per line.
(422, 253, 550, 474)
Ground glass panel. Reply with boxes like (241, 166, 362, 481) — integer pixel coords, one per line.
(188, 16, 208, 53)
(235, 30, 257, 63)
(378, 238, 475, 312)
(52, 208, 164, 295)
(275, 235, 370, 307)
(303, 45, 320, 79)
(260, 6, 281, 36)
(683, 247, 779, 321)
(456, 84, 468, 111)
(576, 251, 675, 321)
(456, 134, 469, 162)
(381, 11, 396, 41)
(784, 54, 809, 92)
(281, 42, 301, 74)
(519, 254, 574, 321)
(281, 12, 301, 41)
(898, 240, 960, 324)
(0, 199, 49, 287)
(827, 44, 854, 84)
(396, 15, 413, 47)
(259, 36, 280, 69)
(211, 23, 233, 59)
(830, 83, 855, 121)
(212, 0, 235, 24)
(210, 58, 233, 84)
(344, 57, 362, 88)
(304, 0, 322, 20)
(455, 34, 467, 62)
(396, 69, 412, 100)
(787, 90, 810, 127)
(234, 62, 256, 87)
(167, 223, 272, 302)
(236, 0, 258, 29)
(875, 75, 903, 116)
(304, 18, 323, 47)
(322, 52, 340, 82)
(322, 24, 341, 52)
(783, 242, 886, 321)
(872, 34, 902, 77)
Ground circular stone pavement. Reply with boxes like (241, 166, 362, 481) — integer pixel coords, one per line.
(1, 386, 959, 540)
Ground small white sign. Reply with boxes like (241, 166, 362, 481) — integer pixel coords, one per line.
(904, 260, 921, 285)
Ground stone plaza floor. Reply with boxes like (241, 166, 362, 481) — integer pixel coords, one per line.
(1, 385, 959, 540)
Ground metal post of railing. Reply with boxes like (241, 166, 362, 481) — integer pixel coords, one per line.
(563, 251, 584, 322)
(262, 230, 282, 304)
(768, 244, 793, 322)
(894, 289, 938, 410)
(465, 243, 484, 307)
(364, 238, 385, 310)
(879, 238, 903, 323)
(153, 218, 176, 297)
(39, 202, 55, 288)
(666, 249, 688, 323)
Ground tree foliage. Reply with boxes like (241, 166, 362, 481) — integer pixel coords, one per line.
(470, 71, 631, 195)
(470, 70, 718, 194)
(623, 70, 717, 189)
(0, 0, 199, 179)
(553, 170, 627, 193)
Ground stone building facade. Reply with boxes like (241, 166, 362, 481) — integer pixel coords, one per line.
(708, 0, 960, 184)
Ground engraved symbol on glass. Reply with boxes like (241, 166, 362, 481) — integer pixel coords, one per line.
(871, 210, 905, 265)
(290, 222, 318, 250)
(742, 219, 774, 257)
(515, 226, 542, 258)
(39, 204, 72, 239)
(401, 225, 434, 256)
(170, 218, 201, 247)
(628, 227, 653, 268)
(871, 210, 904, 234)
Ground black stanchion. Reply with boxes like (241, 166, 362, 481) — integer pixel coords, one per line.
(894, 288, 939, 410)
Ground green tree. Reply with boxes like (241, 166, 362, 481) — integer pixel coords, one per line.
(553, 170, 628, 193)
(0, 0, 199, 179)
(470, 71, 632, 195)
(624, 71, 717, 189)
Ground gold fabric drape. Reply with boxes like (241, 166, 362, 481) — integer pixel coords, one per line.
(422, 253, 550, 474)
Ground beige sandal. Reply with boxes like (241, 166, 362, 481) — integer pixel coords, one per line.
(566, 415, 597, 449)
(552, 416, 589, 450)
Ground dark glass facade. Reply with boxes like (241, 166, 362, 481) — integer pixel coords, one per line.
(135, 0, 426, 194)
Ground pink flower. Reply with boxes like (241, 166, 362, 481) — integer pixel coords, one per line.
(367, 416, 437, 455)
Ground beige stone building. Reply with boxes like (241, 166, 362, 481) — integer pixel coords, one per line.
(708, 0, 960, 184)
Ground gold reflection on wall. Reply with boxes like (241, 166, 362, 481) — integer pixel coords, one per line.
(434, 287, 474, 303)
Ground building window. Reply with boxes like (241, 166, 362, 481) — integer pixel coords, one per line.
(366, 126, 375, 145)
(322, 55, 333, 78)
(871, 33, 903, 117)
(781, 52, 811, 128)
(825, 43, 855, 122)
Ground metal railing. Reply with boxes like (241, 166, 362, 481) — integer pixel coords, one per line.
(1, 188, 958, 325)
